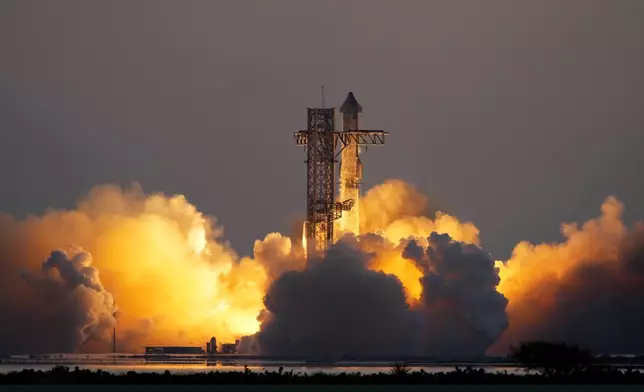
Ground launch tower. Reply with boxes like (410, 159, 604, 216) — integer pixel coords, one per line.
(294, 92, 387, 257)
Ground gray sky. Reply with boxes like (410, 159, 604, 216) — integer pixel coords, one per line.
(1, 0, 643, 259)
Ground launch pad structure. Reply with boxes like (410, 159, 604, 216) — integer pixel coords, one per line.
(294, 92, 388, 257)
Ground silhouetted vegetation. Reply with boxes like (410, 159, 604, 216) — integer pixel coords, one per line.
(510, 341, 604, 376)
(389, 362, 412, 376)
(1, 364, 644, 384)
(2, 342, 643, 384)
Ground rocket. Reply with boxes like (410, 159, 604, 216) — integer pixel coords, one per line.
(340, 92, 362, 130)
(338, 92, 364, 237)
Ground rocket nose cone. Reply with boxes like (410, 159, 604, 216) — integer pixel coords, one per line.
(340, 92, 363, 114)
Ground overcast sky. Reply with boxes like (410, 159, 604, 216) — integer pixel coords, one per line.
(1, 0, 643, 259)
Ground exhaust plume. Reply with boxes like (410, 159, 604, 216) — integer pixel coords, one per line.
(252, 233, 305, 281)
(356, 180, 482, 302)
(360, 179, 480, 245)
(257, 240, 415, 358)
(13, 248, 115, 353)
(0, 183, 281, 354)
(492, 196, 644, 355)
(406, 233, 508, 357)
(255, 231, 507, 358)
(2, 178, 644, 357)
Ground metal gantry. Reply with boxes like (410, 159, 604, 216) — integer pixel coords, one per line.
(294, 92, 388, 257)
(297, 108, 338, 256)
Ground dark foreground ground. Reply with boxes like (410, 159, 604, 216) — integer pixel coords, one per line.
(2, 365, 644, 384)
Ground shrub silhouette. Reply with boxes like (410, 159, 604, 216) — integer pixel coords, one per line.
(389, 363, 412, 376)
(510, 341, 596, 377)
(1, 364, 643, 384)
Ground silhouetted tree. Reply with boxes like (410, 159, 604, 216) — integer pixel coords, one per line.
(389, 363, 412, 376)
(510, 341, 595, 377)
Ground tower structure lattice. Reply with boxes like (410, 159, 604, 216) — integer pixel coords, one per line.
(294, 92, 388, 257)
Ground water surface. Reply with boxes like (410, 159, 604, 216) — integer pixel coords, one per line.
(0, 354, 527, 375)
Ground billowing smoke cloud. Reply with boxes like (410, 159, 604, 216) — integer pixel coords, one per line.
(404, 233, 508, 357)
(254, 232, 507, 359)
(0, 183, 287, 354)
(356, 180, 483, 302)
(252, 233, 305, 281)
(3, 178, 644, 358)
(6, 248, 116, 353)
(360, 179, 480, 246)
(360, 183, 644, 356)
(256, 240, 415, 358)
(1, 178, 494, 356)
(492, 197, 644, 355)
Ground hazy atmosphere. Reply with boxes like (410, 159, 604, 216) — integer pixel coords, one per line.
(1, 0, 644, 359)
(2, 0, 643, 259)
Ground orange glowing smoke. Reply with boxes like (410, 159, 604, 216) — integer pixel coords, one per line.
(337, 180, 481, 303)
(86, 184, 271, 348)
(6, 176, 637, 356)
(0, 183, 299, 352)
(489, 196, 629, 354)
